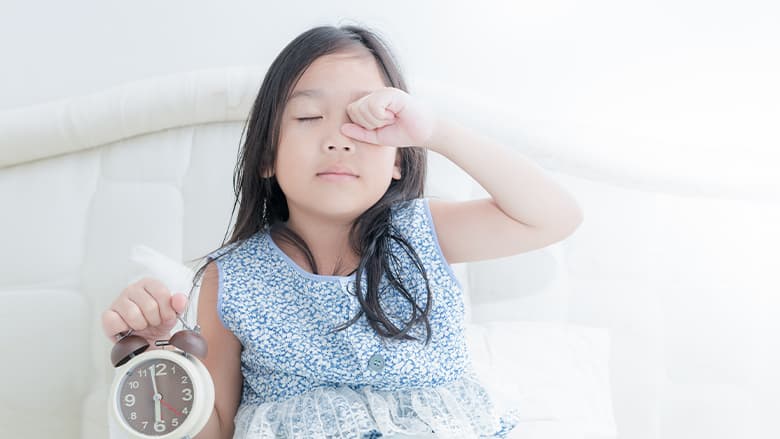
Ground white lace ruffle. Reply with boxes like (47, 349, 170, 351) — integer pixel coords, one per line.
(232, 373, 506, 438)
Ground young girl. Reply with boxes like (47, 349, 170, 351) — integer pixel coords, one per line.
(102, 24, 583, 439)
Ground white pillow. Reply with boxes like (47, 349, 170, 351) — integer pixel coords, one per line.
(465, 321, 617, 438)
(467, 240, 572, 323)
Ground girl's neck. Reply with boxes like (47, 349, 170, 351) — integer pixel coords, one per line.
(271, 218, 360, 277)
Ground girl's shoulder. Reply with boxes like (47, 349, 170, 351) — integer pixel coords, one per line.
(389, 196, 426, 219)
(389, 197, 426, 230)
(389, 197, 438, 242)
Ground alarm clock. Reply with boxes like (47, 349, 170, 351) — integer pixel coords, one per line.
(109, 324, 215, 438)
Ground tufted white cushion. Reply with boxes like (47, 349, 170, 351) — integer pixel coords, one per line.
(0, 289, 91, 438)
(1, 68, 617, 439)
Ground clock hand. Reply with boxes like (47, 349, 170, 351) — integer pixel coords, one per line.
(149, 365, 162, 424)
(153, 394, 162, 424)
(160, 398, 183, 417)
(149, 365, 160, 394)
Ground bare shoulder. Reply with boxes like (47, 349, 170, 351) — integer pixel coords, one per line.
(427, 197, 581, 264)
(198, 259, 241, 354)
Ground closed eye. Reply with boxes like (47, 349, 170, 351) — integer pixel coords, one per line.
(297, 116, 322, 122)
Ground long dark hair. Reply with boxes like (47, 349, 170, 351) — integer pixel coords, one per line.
(190, 24, 433, 344)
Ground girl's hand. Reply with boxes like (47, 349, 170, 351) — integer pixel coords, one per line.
(341, 87, 437, 148)
(101, 277, 189, 347)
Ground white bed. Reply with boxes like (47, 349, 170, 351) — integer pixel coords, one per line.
(1, 66, 776, 438)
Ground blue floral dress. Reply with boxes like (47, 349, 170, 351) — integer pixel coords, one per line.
(208, 197, 519, 438)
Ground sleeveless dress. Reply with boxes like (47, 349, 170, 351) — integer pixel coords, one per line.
(207, 197, 520, 438)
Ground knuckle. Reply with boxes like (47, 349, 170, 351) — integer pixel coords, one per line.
(102, 308, 118, 323)
(126, 283, 144, 297)
(101, 310, 119, 330)
(160, 307, 176, 321)
(136, 276, 160, 290)
(141, 301, 160, 317)
(144, 277, 165, 291)
(146, 283, 170, 300)
(124, 307, 147, 330)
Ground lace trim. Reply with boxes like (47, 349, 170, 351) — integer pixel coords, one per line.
(232, 373, 515, 438)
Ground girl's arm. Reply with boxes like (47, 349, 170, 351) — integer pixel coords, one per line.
(425, 117, 584, 264)
(342, 87, 584, 264)
(194, 262, 243, 439)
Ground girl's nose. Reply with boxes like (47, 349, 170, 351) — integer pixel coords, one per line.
(326, 144, 353, 152)
(324, 128, 355, 152)
(322, 115, 357, 152)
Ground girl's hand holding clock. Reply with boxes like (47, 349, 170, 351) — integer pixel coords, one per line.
(103, 277, 214, 439)
(101, 277, 189, 346)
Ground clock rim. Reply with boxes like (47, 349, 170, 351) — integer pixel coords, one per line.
(109, 348, 215, 439)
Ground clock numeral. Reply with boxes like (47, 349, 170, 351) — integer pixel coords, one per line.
(128, 380, 139, 389)
(181, 388, 193, 401)
(172, 418, 179, 427)
(135, 362, 169, 377)
(154, 421, 166, 433)
(141, 421, 148, 430)
(181, 376, 189, 385)
(130, 412, 137, 420)
(155, 362, 168, 376)
(123, 394, 136, 407)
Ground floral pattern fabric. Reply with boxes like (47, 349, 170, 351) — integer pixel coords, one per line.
(208, 198, 519, 438)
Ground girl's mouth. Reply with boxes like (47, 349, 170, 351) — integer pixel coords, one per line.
(317, 173, 359, 181)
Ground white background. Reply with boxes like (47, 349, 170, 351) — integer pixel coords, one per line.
(2, 1, 779, 438)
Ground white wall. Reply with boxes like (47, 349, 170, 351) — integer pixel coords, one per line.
(2, 0, 778, 198)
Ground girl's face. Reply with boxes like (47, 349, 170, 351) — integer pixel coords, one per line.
(274, 50, 402, 224)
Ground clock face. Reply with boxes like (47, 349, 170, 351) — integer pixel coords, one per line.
(117, 357, 195, 436)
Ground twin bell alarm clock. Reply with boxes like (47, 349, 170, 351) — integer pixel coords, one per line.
(109, 316, 215, 438)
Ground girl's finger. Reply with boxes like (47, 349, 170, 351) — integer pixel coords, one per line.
(341, 123, 377, 144)
(171, 292, 189, 315)
(112, 296, 148, 332)
(101, 309, 130, 342)
(347, 111, 370, 130)
(127, 286, 163, 327)
(141, 279, 177, 323)
(356, 101, 388, 129)
(347, 101, 374, 129)
(369, 101, 394, 123)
